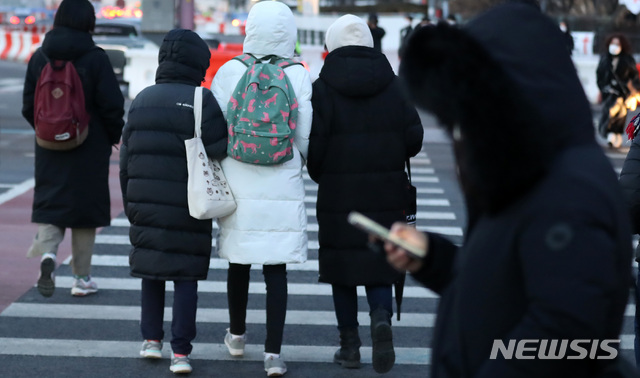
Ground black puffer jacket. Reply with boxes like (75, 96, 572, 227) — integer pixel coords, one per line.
(401, 4, 632, 377)
(596, 52, 640, 99)
(22, 26, 125, 228)
(308, 46, 423, 286)
(120, 29, 228, 281)
(619, 137, 640, 262)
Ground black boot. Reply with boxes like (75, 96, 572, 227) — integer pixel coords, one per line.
(333, 327, 361, 369)
(370, 308, 395, 373)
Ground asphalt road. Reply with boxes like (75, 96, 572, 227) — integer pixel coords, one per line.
(0, 59, 636, 377)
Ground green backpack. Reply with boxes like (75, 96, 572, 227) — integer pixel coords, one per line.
(226, 54, 301, 165)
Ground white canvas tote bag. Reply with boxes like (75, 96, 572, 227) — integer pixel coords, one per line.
(185, 86, 236, 219)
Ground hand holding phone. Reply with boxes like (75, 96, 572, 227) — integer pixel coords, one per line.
(348, 212, 426, 260)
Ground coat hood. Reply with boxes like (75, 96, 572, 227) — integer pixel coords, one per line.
(41, 26, 95, 60)
(320, 46, 395, 97)
(156, 29, 210, 86)
(243, 1, 297, 59)
(400, 3, 595, 214)
(325, 14, 374, 53)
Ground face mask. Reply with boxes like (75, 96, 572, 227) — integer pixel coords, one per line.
(559, 24, 567, 32)
(609, 44, 622, 56)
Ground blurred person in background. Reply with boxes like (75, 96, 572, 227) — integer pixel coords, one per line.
(559, 18, 574, 55)
(596, 33, 640, 149)
(367, 13, 385, 53)
(398, 13, 413, 59)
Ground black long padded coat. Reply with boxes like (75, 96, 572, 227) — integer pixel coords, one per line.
(619, 137, 640, 262)
(307, 45, 424, 286)
(120, 29, 228, 281)
(22, 26, 125, 228)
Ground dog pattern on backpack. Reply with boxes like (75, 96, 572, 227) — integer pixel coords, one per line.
(226, 54, 301, 165)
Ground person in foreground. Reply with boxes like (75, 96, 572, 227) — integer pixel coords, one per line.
(120, 29, 227, 374)
(382, 2, 634, 377)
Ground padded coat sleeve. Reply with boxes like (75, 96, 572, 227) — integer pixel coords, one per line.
(404, 101, 424, 158)
(92, 49, 125, 145)
(201, 88, 229, 160)
(410, 232, 459, 294)
(619, 138, 640, 235)
(307, 80, 330, 183)
(287, 64, 313, 161)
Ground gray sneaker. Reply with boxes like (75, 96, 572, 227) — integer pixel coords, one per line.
(264, 355, 287, 377)
(224, 328, 245, 357)
(140, 340, 162, 359)
(71, 276, 98, 296)
(37, 253, 56, 297)
(170, 354, 192, 374)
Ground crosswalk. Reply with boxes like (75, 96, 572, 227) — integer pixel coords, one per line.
(0, 78, 24, 94)
(0, 148, 636, 375)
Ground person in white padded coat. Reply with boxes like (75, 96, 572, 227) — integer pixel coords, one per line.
(210, 2, 312, 377)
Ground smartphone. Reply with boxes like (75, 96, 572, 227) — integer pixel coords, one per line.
(347, 211, 426, 260)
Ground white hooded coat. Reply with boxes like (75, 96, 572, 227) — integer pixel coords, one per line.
(211, 1, 312, 265)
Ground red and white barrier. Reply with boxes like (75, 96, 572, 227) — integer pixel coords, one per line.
(0, 27, 47, 63)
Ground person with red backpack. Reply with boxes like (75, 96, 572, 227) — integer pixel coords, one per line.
(21, 0, 125, 298)
(210, 1, 312, 376)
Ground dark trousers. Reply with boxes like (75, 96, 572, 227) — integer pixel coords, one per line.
(599, 94, 627, 137)
(635, 265, 640, 367)
(331, 284, 393, 330)
(228, 263, 287, 354)
(140, 279, 198, 355)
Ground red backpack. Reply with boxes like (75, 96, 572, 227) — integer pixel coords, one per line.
(34, 52, 90, 150)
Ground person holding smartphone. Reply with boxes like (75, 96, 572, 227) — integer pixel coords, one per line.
(381, 2, 634, 377)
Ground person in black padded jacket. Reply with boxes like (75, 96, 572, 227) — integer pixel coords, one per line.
(119, 29, 227, 374)
(307, 14, 423, 374)
(618, 114, 640, 369)
(382, 3, 635, 377)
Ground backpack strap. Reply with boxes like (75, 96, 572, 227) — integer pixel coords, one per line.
(233, 53, 257, 67)
(259, 55, 302, 69)
(273, 58, 302, 69)
(233, 53, 302, 69)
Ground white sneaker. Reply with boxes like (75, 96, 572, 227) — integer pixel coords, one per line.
(71, 276, 98, 296)
(264, 354, 287, 377)
(224, 328, 246, 356)
(140, 340, 163, 359)
(615, 133, 623, 148)
(37, 253, 56, 297)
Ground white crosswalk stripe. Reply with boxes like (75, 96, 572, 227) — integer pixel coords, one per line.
(2, 303, 436, 327)
(43, 276, 440, 298)
(0, 78, 24, 94)
(0, 338, 433, 364)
